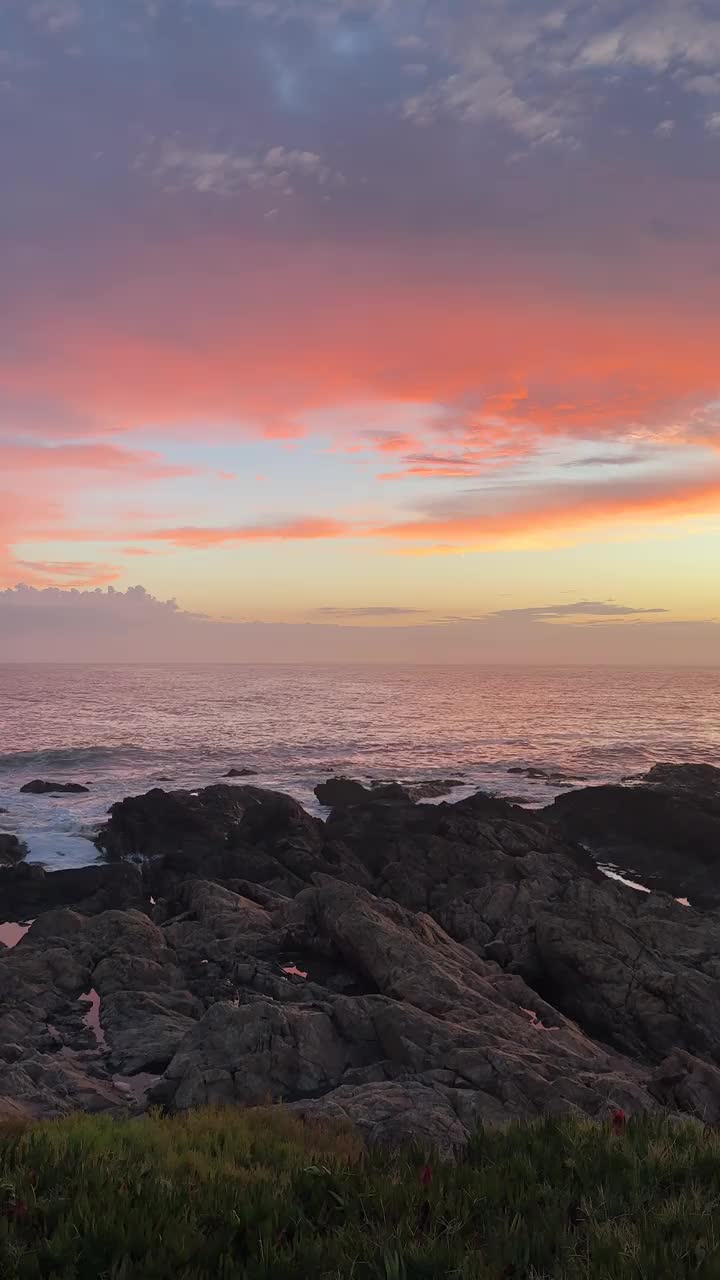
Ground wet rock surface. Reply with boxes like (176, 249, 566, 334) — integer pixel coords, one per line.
(20, 780, 90, 794)
(0, 834, 27, 866)
(2, 765, 720, 1150)
(543, 762, 720, 905)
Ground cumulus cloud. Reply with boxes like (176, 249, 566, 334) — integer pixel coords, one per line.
(0, 585, 715, 664)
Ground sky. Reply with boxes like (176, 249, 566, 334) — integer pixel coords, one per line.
(1, 0, 719, 661)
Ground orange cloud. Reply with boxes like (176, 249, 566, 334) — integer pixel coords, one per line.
(3, 237, 718, 451)
(374, 473, 720, 550)
(38, 469, 720, 555)
(2, 235, 719, 585)
(141, 517, 353, 548)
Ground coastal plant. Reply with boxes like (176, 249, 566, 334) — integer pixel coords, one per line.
(0, 1109, 720, 1277)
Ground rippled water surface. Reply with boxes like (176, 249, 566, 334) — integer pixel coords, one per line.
(0, 663, 718, 868)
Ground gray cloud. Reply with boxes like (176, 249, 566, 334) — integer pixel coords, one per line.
(29, 1, 82, 32)
(141, 141, 344, 198)
(561, 453, 650, 468)
(312, 605, 425, 618)
(490, 600, 669, 621)
(0, 586, 713, 664)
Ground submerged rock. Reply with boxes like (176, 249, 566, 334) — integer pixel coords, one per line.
(315, 777, 409, 807)
(224, 767, 258, 778)
(400, 779, 465, 800)
(20, 779, 90, 795)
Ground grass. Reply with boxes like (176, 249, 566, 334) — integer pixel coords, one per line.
(0, 1108, 719, 1278)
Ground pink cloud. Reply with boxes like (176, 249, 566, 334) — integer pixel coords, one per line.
(13, 560, 122, 587)
(3, 239, 718, 454)
(0, 442, 195, 479)
(141, 516, 352, 548)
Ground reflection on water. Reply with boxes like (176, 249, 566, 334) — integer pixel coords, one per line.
(80, 989, 107, 1047)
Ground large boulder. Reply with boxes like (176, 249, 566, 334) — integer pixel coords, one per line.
(544, 767, 720, 903)
(98, 783, 372, 899)
(642, 763, 720, 807)
(289, 1082, 472, 1159)
(95, 785, 250, 858)
(100, 989, 201, 1075)
(649, 1050, 720, 1123)
(0, 1051, 127, 1120)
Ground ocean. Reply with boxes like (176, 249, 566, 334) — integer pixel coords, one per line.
(0, 663, 718, 870)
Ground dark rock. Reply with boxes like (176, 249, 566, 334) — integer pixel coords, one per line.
(157, 876, 655, 1138)
(20, 779, 90, 794)
(649, 1050, 720, 1123)
(225, 768, 258, 778)
(508, 767, 587, 785)
(401, 779, 465, 800)
(8, 769, 720, 1146)
(0, 834, 28, 866)
(96, 786, 246, 859)
(0, 1053, 127, 1121)
(96, 784, 316, 862)
(544, 775, 720, 903)
(101, 988, 201, 1075)
(289, 1083, 472, 1160)
(99, 783, 373, 900)
(315, 777, 372, 806)
(0, 862, 145, 920)
(642, 763, 720, 807)
(315, 777, 410, 807)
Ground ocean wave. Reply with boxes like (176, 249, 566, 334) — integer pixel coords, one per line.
(0, 744, 155, 772)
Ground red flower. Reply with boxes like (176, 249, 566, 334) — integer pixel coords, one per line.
(419, 1164, 433, 1187)
(611, 1108, 627, 1135)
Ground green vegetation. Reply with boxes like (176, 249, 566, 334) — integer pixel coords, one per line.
(1, 1108, 719, 1279)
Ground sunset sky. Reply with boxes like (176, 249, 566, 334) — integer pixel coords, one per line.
(1, 0, 719, 660)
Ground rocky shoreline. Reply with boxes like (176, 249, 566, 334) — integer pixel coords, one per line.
(2, 762, 720, 1153)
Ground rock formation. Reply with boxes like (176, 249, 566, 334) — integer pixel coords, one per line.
(2, 765, 720, 1152)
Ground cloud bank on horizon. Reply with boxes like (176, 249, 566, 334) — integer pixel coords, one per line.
(1, 0, 719, 658)
(1, 585, 717, 663)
